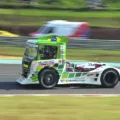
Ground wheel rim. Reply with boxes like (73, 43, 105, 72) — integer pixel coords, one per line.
(42, 73, 55, 87)
(104, 72, 118, 86)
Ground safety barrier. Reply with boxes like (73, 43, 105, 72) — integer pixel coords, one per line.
(0, 36, 120, 50)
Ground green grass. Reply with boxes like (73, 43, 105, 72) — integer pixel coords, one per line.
(0, 9, 120, 28)
(0, 96, 120, 120)
(1, 16, 120, 28)
(0, 47, 24, 57)
(67, 49, 120, 62)
(1, 16, 119, 28)
(0, 9, 120, 18)
(1, 46, 120, 62)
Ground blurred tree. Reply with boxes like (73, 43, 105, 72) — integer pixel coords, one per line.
(44, 0, 60, 4)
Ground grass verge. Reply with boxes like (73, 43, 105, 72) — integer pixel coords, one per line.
(0, 9, 120, 18)
(0, 96, 120, 120)
(1, 46, 120, 62)
(0, 9, 120, 28)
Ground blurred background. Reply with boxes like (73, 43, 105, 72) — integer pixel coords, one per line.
(0, 0, 120, 62)
(0, 0, 120, 39)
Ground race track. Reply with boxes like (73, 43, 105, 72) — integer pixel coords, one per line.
(0, 64, 120, 94)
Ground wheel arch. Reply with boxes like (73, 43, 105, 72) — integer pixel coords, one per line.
(38, 66, 60, 79)
(99, 67, 120, 76)
(104, 67, 120, 79)
(101, 67, 119, 73)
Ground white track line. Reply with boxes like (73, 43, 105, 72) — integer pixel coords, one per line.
(0, 94, 120, 97)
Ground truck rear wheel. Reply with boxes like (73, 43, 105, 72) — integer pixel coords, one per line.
(101, 68, 119, 88)
(38, 69, 58, 89)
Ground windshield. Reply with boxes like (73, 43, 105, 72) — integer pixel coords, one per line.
(37, 26, 46, 33)
(24, 43, 38, 59)
(40, 45, 58, 60)
(37, 25, 54, 34)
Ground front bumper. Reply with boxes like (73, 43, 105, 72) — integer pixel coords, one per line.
(16, 76, 39, 85)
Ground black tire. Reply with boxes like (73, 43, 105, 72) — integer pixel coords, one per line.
(38, 69, 58, 89)
(101, 68, 119, 88)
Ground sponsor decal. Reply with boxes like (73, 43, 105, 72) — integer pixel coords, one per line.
(38, 60, 55, 66)
(87, 73, 94, 77)
(68, 80, 85, 82)
(88, 63, 95, 66)
(62, 59, 65, 64)
(30, 66, 34, 71)
(60, 45, 66, 50)
(59, 59, 65, 64)
(60, 78, 85, 82)
(62, 73, 68, 79)
(60, 51, 64, 54)
(59, 60, 62, 63)
(61, 55, 65, 59)
(67, 77, 85, 82)
(60, 80, 65, 82)
(23, 64, 28, 68)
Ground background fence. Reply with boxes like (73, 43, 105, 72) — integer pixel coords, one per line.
(0, 36, 120, 50)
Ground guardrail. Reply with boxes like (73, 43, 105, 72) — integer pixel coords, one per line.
(0, 36, 120, 50)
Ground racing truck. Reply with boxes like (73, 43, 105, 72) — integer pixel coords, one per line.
(16, 35, 120, 89)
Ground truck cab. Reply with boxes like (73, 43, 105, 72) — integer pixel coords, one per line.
(17, 35, 68, 88)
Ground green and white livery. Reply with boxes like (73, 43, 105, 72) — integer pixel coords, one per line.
(16, 35, 120, 89)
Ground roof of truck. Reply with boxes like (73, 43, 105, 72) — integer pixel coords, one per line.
(27, 35, 68, 45)
(47, 20, 88, 26)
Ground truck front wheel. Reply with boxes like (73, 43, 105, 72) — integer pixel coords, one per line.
(38, 69, 59, 89)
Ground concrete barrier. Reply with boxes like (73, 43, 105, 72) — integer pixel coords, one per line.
(0, 36, 120, 50)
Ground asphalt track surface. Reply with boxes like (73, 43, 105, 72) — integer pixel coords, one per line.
(0, 64, 120, 94)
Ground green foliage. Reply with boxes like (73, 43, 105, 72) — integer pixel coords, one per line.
(1, 0, 120, 9)
(103, 0, 120, 3)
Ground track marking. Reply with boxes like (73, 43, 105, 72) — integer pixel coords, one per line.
(0, 94, 120, 97)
